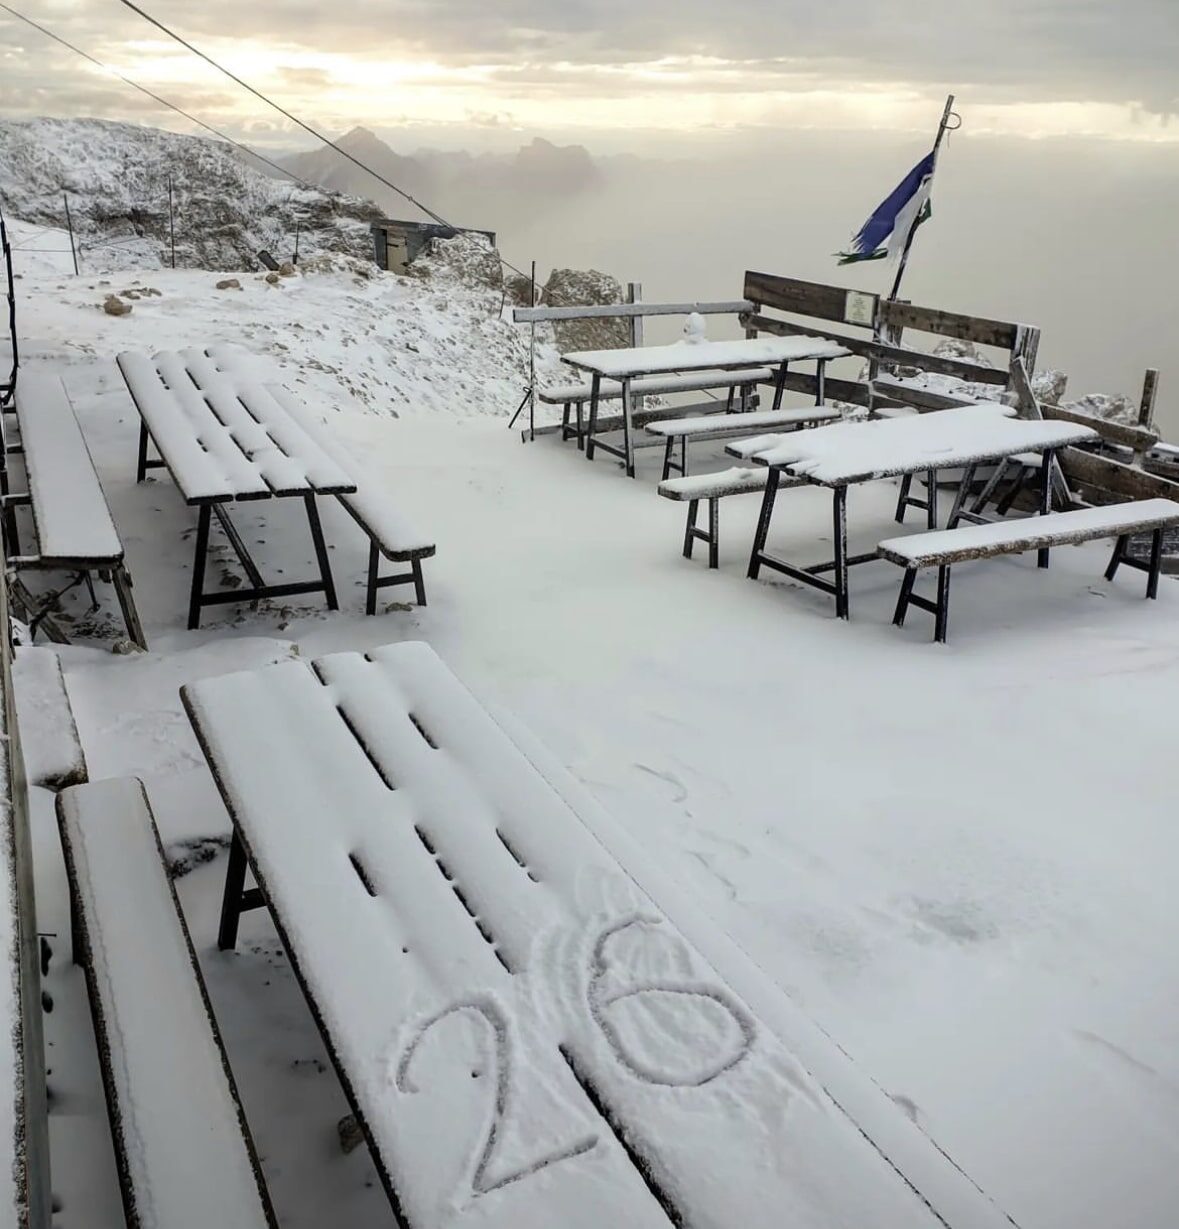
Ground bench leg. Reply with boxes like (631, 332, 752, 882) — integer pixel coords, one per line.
(683, 500, 699, 560)
(1105, 534, 1127, 582)
(893, 567, 917, 627)
(934, 564, 952, 643)
(366, 541, 380, 616)
(365, 547, 429, 613)
(771, 361, 789, 411)
(304, 494, 338, 611)
(926, 468, 939, 529)
(187, 502, 212, 630)
(1148, 529, 1163, 599)
(112, 565, 148, 650)
(561, 401, 572, 442)
(708, 498, 719, 569)
(662, 437, 675, 483)
(136, 420, 149, 483)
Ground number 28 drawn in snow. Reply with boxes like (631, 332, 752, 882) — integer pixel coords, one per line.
(394, 914, 757, 1201)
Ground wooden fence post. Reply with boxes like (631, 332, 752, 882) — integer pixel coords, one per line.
(1135, 368, 1159, 465)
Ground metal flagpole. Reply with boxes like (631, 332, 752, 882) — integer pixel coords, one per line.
(887, 94, 959, 302)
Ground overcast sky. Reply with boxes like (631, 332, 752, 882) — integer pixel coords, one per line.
(1, 0, 1177, 150)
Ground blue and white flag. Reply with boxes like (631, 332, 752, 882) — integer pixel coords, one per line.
(839, 151, 935, 265)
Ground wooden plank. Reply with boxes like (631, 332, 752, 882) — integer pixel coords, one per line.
(742, 313, 1007, 385)
(868, 379, 977, 412)
(1139, 369, 1160, 428)
(1040, 403, 1160, 452)
(1059, 447, 1179, 503)
(880, 301, 1022, 350)
(742, 272, 877, 327)
(513, 300, 752, 323)
(1009, 357, 1072, 507)
(879, 501, 1179, 568)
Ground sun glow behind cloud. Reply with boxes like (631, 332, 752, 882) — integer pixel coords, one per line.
(75, 39, 1177, 147)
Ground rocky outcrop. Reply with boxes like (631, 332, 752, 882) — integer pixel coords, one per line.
(0, 117, 379, 272)
(542, 268, 629, 352)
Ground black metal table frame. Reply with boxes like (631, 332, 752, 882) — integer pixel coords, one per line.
(582, 356, 832, 479)
(136, 420, 342, 630)
(744, 448, 1059, 621)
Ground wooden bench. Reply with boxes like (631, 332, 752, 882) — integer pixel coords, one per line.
(6, 372, 146, 649)
(647, 403, 841, 480)
(878, 498, 1179, 642)
(540, 368, 772, 447)
(262, 382, 436, 614)
(182, 640, 1013, 1229)
(658, 467, 781, 569)
(56, 778, 278, 1229)
(0, 569, 52, 1229)
(12, 647, 87, 790)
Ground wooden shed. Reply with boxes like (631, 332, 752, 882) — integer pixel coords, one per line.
(370, 219, 496, 274)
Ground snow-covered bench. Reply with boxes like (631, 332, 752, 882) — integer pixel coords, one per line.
(540, 368, 772, 447)
(182, 640, 1010, 1228)
(12, 647, 87, 790)
(263, 383, 436, 614)
(7, 372, 146, 649)
(879, 499, 1179, 642)
(657, 467, 786, 569)
(56, 778, 278, 1229)
(647, 403, 841, 481)
(0, 598, 51, 1229)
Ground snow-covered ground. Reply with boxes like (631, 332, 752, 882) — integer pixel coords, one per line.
(11, 258, 1179, 1229)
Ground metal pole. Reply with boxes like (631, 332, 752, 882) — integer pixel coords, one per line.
(293, 221, 301, 265)
(168, 174, 176, 269)
(628, 281, 643, 415)
(62, 193, 79, 276)
(887, 94, 958, 303)
(528, 260, 537, 441)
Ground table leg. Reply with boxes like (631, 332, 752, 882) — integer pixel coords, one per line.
(136, 420, 150, 483)
(621, 377, 635, 478)
(747, 468, 782, 580)
(586, 374, 602, 461)
(187, 503, 212, 630)
(218, 829, 250, 951)
(833, 486, 849, 620)
(947, 464, 977, 529)
(817, 359, 827, 406)
(304, 493, 338, 610)
(1038, 449, 1053, 568)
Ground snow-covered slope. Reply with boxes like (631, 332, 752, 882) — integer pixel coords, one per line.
(14, 236, 542, 420)
(0, 117, 380, 273)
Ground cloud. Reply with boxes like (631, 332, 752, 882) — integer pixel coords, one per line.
(0, 0, 1175, 138)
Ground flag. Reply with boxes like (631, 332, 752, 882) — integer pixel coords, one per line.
(838, 151, 936, 265)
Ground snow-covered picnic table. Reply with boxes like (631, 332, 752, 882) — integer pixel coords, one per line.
(561, 336, 849, 477)
(181, 640, 1010, 1229)
(725, 403, 1100, 618)
(117, 348, 356, 629)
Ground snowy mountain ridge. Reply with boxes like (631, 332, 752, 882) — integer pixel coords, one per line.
(0, 116, 381, 273)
